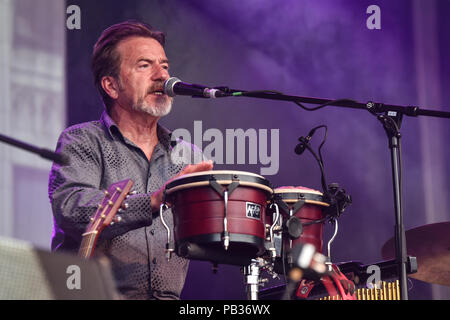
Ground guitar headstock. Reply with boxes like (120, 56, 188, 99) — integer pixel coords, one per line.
(85, 179, 134, 234)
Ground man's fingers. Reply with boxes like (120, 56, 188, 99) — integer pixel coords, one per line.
(180, 160, 213, 175)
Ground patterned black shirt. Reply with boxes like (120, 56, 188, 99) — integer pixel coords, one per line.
(48, 111, 204, 299)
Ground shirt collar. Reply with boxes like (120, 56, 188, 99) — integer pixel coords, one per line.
(100, 110, 175, 151)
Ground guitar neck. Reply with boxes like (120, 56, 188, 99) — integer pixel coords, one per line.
(78, 179, 134, 259)
(78, 231, 99, 259)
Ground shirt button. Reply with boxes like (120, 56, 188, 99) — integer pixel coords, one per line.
(150, 229, 155, 235)
(152, 258, 157, 264)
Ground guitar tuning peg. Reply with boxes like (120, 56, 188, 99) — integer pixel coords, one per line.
(121, 202, 129, 210)
(110, 216, 122, 226)
(90, 217, 94, 221)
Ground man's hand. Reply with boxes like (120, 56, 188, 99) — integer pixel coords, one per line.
(150, 160, 214, 212)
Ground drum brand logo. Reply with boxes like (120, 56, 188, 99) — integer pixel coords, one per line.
(246, 202, 261, 220)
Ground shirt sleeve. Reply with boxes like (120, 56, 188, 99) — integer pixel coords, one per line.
(48, 127, 153, 249)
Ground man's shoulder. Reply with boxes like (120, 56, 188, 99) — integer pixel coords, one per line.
(58, 119, 108, 147)
(62, 119, 104, 136)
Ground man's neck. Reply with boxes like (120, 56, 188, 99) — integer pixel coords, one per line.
(109, 104, 159, 150)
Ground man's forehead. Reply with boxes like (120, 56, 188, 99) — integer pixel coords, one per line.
(117, 36, 167, 61)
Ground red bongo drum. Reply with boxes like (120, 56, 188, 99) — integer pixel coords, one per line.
(268, 186, 329, 271)
(163, 170, 273, 266)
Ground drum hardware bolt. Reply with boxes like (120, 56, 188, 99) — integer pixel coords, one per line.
(222, 190, 230, 250)
(223, 235, 230, 250)
(165, 245, 175, 261)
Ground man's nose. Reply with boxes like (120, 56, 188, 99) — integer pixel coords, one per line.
(152, 64, 170, 82)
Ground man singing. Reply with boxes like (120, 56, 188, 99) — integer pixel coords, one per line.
(49, 20, 213, 299)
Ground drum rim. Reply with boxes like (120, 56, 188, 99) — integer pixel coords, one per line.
(166, 170, 273, 194)
(171, 170, 267, 180)
(272, 187, 329, 207)
(274, 187, 323, 196)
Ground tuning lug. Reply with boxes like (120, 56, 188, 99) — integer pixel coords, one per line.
(110, 216, 122, 226)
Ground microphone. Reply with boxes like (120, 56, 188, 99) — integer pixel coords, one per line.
(163, 77, 228, 98)
(294, 127, 319, 155)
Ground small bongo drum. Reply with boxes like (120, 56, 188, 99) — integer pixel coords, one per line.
(162, 170, 273, 266)
(267, 186, 329, 270)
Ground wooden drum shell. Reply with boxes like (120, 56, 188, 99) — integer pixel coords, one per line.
(165, 170, 273, 264)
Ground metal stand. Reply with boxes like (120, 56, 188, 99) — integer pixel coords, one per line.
(0, 132, 67, 165)
(218, 89, 450, 300)
(243, 259, 268, 300)
(372, 109, 409, 300)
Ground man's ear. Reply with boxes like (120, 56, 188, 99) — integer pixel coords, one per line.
(101, 76, 120, 100)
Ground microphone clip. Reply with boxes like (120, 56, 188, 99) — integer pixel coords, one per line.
(323, 183, 352, 218)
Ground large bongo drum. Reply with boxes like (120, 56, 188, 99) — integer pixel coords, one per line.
(162, 170, 273, 266)
(268, 186, 329, 271)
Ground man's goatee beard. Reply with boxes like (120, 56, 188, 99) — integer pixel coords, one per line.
(133, 98, 173, 117)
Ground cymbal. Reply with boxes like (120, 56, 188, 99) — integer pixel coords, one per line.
(381, 222, 450, 286)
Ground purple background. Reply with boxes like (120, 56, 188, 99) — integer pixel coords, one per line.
(67, 0, 450, 299)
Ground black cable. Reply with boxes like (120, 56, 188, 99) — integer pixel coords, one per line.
(237, 90, 359, 113)
(294, 98, 360, 112)
(300, 126, 329, 194)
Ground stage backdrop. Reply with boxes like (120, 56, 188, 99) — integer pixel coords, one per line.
(65, 0, 449, 299)
(0, 0, 65, 249)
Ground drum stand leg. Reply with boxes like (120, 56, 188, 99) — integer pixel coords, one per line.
(243, 259, 268, 300)
(244, 260, 261, 300)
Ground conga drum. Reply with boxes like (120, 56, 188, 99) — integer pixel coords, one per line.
(267, 186, 329, 271)
(162, 170, 273, 266)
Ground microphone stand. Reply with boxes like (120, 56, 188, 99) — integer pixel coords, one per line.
(217, 89, 450, 300)
(0, 132, 68, 165)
